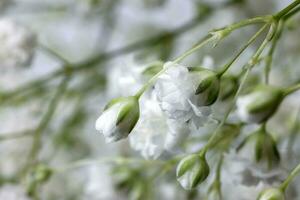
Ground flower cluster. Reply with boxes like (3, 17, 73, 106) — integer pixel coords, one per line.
(96, 60, 219, 159)
(93, 1, 300, 199)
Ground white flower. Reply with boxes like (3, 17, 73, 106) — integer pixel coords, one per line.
(0, 18, 36, 67)
(95, 96, 140, 143)
(236, 85, 284, 123)
(106, 58, 145, 97)
(155, 62, 219, 127)
(0, 184, 31, 200)
(129, 94, 190, 159)
(84, 166, 120, 200)
(221, 151, 284, 200)
(222, 151, 285, 188)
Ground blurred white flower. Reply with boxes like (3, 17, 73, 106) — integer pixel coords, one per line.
(155, 62, 218, 127)
(0, 18, 36, 68)
(84, 166, 120, 200)
(129, 93, 190, 159)
(222, 151, 285, 189)
(0, 184, 31, 200)
(95, 96, 140, 143)
(106, 58, 147, 97)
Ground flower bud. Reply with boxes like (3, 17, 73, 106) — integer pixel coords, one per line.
(219, 75, 238, 101)
(95, 96, 140, 143)
(238, 127, 280, 169)
(190, 67, 220, 106)
(236, 85, 284, 123)
(257, 188, 285, 200)
(176, 154, 210, 190)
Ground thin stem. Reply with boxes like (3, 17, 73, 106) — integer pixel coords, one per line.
(173, 35, 213, 63)
(264, 20, 284, 84)
(223, 16, 271, 32)
(283, 5, 300, 20)
(217, 24, 268, 76)
(216, 154, 224, 181)
(280, 162, 300, 191)
(174, 15, 271, 64)
(274, 0, 300, 20)
(201, 65, 251, 153)
(135, 67, 168, 99)
(284, 83, 300, 96)
(0, 129, 34, 141)
(54, 157, 165, 173)
(23, 75, 70, 174)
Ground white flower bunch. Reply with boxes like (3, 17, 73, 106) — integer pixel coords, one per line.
(129, 93, 190, 159)
(155, 62, 218, 126)
(0, 18, 36, 68)
(96, 59, 219, 159)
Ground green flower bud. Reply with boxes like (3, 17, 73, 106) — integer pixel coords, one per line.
(219, 75, 238, 101)
(95, 96, 140, 143)
(189, 67, 220, 106)
(257, 188, 285, 200)
(176, 154, 210, 190)
(238, 127, 280, 169)
(237, 85, 284, 123)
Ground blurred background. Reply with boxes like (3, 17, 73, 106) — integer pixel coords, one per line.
(0, 0, 300, 199)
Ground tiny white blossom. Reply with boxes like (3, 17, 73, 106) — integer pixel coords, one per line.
(0, 18, 36, 67)
(129, 94, 190, 159)
(155, 62, 218, 127)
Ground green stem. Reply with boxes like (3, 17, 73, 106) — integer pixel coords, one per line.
(174, 16, 271, 64)
(274, 0, 300, 20)
(284, 83, 300, 96)
(173, 35, 213, 63)
(264, 20, 284, 84)
(280, 162, 300, 191)
(54, 157, 165, 173)
(217, 24, 268, 76)
(135, 66, 169, 99)
(283, 5, 300, 20)
(223, 16, 271, 32)
(23, 75, 70, 175)
(0, 129, 34, 141)
(200, 26, 273, 154)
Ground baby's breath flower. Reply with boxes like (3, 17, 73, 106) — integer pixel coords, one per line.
(155, 62, 219, 127)
(129, 94, 190, 159)
(0, 18, 36, 67)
